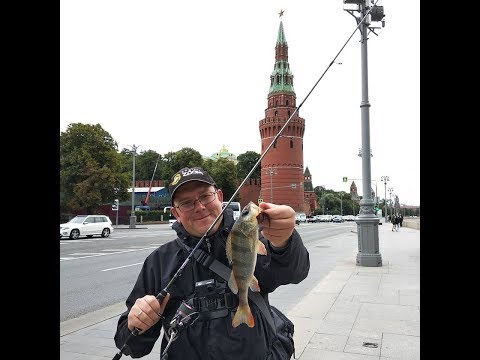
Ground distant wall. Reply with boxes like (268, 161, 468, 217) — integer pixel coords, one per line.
(403, 218, 420, 230)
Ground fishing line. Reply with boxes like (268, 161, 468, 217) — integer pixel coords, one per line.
(112, 3, 379, 358)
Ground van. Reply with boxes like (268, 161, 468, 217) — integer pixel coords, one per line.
(222, 201, 241, 221)
(135, 205, 151, 211)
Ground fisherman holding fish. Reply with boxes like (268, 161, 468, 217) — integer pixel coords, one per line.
(114, 167, 310, 359)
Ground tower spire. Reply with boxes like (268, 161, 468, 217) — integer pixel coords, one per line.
(259, 18, 306, 212)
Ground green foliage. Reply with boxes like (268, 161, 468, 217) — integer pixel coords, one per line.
(236, 151, 261, 179)
(60, 123, 130, 213)
(162, 147, 204, 185)
(206, 158, 239, 201)
(134, 210, 165, 222)
(136, 150, 163, 181)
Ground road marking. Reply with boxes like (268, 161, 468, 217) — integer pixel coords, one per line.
(102, 262, 143, 272)
(60, 246, 157, 261)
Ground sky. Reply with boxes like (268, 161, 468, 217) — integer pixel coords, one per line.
(60, 0, 419, 206)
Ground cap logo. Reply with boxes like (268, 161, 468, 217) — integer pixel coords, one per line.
(180, 168, 205, 177)
(171, 173, 182, 186)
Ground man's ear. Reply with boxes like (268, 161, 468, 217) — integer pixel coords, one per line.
(216, 189, 224, 202)
(171, 208, 180, 221)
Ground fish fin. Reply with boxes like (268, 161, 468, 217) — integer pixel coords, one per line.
(226, 233, 233, 264)
(228, 271, 238, 294)
(232, 304, 255, 328)
(249, 275, 260, 292)
(257, 240, 267, 255)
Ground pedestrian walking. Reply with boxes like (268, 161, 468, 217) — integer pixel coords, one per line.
(392, 214, 397, 231)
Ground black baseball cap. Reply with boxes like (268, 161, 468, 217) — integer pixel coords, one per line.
(169, 167, 216, 203)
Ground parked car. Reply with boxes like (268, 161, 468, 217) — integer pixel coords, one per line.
(331, 215, 344, 223)
(222, 201, 241, 221)
(168, 214, 177, 228)
(60, 215, 113, 239)
(295, 212, 307, 224)
(317, 215, 332, 222)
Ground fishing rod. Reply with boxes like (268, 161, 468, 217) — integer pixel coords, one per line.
(112, 4, 378, 359)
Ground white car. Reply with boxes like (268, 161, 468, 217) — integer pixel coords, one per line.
(60, 215, 113, 240)
(222, 201, 241, 221)
(168, 214, 177, 228)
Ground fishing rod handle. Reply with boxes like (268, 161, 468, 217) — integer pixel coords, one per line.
(112, 352, 123, 360)
(156, 289, 168, 302)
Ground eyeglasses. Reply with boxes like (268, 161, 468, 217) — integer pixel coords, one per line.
(175, 191, 218, 212)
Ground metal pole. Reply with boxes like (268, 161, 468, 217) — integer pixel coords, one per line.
(388, 187, 394, 222)
(129, 144, 140, 229)
(340, 193, 343, 216)
(270, 172, 273, 203)
(354, 0, 382, 267)
(115, 200, 119, 226)
(266, 167, 277, 203)
(381, 175, 389, 222)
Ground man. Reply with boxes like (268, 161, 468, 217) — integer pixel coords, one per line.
(114, 167, 310, 359)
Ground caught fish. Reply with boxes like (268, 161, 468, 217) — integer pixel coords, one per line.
(226, 201, 268, 328)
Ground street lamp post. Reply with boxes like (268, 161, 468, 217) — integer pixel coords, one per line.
(388, 187, 394, 221)
(266, 167, 277, 203)
(343, 0, 385, 267)
(340, 192, 344, 216)
(129, 144, 140, 229)
(381, 175, 389, 222)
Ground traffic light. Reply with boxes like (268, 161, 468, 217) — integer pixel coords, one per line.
(112, 199, 119, 211)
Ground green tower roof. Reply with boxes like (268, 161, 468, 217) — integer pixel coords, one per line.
(268, 21, 295, 95)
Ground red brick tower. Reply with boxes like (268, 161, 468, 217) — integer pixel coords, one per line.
(259, 20, 305, 211)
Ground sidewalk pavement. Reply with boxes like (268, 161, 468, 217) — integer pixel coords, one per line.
(60, 222, 420, 360)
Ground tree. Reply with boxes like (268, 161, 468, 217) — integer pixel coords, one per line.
(60, 123, 130, 213)
(162, 147, 205, 187)
(236, 151, 261, 180)
(136, 150, 163, 181)
(206, 158, 239, 202)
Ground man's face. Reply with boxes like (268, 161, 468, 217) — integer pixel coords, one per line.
(171, 181, 224, 238)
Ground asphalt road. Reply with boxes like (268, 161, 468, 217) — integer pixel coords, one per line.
(60, 222, 357, 322)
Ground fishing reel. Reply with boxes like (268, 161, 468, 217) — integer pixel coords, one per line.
(161, 300, 199, 360)
(167, 300, 199, 337)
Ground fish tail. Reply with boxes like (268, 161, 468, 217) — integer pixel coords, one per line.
(232, 304, 254, 328)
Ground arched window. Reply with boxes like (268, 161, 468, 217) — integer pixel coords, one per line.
(290, 140, 293, 148)
(274, 110, 277, 116)
(286, 100, 289, 106)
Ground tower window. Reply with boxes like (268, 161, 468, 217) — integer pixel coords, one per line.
(288, 110, 290, 117)
(290, 140, 293, 148)
(274, 110, 277, 116)
(286, 100, 289, 106)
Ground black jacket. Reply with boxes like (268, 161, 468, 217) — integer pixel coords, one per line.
(114, 208, 310, 359)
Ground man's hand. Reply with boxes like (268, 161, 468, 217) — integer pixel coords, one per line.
(258, 202, 295, 248)
(128, 293, 170, 333)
